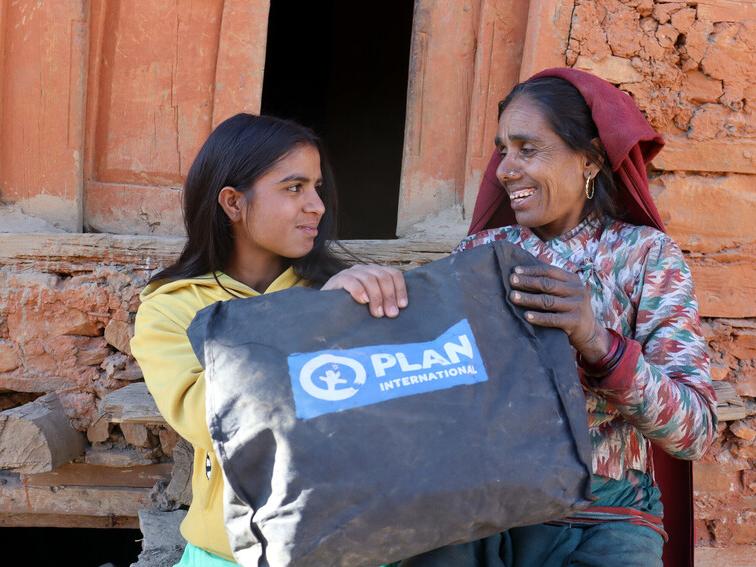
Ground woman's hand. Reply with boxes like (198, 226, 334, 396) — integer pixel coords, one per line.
(321, 265, 408, 318)
(509, 264, 610, 363)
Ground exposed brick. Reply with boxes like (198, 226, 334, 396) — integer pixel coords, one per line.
(0, 341, 19, 372)
(670, 7, 695, 33)
(104, 320, 133, 356)
(651, 173, 756, 254)
(158, 428, 180, 458)
(733, 367, 756, 398)
(744, 470, 756, 494)
(710, 363, 730, 381)
(694, 462, 741, 494)
(655, 23, 679, 48)
(87, 416, 111, 443)
(730, 420, 756, 442)
(697, 545, 756, 567)
(120, 423, 151, 448)
(574, 54, 643, 84)
(683, 70, 724, 104)
(731, 329, 756, 361)
(730, 511, 756, 544)
(652, 2, 684, 25)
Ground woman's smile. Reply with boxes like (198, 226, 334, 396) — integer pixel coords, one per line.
(508, 186, 538, 210)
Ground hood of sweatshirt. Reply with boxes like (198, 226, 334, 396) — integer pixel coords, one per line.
(139, 268, 303, 302)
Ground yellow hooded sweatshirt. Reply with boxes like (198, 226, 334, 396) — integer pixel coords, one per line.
(130, 268, 303, 561)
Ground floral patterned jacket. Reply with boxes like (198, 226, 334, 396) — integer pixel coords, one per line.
(454, 215, 718, 480)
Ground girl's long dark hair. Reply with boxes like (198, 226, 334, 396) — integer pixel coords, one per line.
(150, 113, 348, 289)
(498, 77, 622, 221)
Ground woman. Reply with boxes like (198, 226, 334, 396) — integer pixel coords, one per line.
(130, 114, 407, 566)
(394, 68, 717, 566)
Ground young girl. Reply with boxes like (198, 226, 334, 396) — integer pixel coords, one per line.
(130, 113, 407, 566)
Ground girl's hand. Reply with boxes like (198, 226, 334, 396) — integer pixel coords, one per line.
(321, 265, 408, 318)
(509, 264, 610, 363)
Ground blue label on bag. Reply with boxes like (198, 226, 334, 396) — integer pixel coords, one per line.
(288, 319, 488, 419)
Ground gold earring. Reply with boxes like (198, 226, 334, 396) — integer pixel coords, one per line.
(584, 176, 595, 200)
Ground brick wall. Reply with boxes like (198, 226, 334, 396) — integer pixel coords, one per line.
(564, 0, 755, 558)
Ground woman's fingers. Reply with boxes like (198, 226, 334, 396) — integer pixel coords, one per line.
(513, 264, 573, 281)
(510, 290, 577, 312)
(509, 265, 603, 351)
(522, 310, 571, 329)
(510, 265, 581, 296)
(510, 273, 571, 296)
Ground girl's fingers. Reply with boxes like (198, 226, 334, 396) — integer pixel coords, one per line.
(390, 268, 409, 309)
(320, 265, 408, 318)
(350, 272, 385, 317)
(510, 290, 576, 312)
(365, 266, 408, 317)
(338, 278, 370, 304)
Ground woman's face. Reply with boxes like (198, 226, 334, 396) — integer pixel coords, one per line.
(237, 144, 326, 262)
(495, 96, 597, 240)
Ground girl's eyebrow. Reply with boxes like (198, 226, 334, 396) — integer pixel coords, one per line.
(277, 174, 323, 184)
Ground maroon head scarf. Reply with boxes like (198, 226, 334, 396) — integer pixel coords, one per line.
(467, 67, 666, 235)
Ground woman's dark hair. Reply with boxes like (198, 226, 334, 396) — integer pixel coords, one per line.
(150, 113, 348, 290)
(498, 77, 622, 220)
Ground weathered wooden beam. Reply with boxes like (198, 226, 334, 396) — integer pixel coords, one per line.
(0, 233, 454, 272)
(0, 472, 151, 517)
(1, 232, 751, 316)
(0, 512, 139, 529)
(0, 393, 86, 474)
(0, 233, 185, 272)
(21, 463, 171, 488)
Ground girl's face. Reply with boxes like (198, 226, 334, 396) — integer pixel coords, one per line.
(234, 144, 326, 264)
(495, 96, 597, 240)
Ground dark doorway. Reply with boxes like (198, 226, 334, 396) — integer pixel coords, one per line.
(261, 1, 415, 239)
(5, 526, 142, 566)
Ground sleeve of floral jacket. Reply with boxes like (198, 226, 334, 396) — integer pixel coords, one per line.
(590, 234, 718, 460)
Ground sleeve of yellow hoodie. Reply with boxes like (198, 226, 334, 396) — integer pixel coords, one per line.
(131, 296, 213, 451)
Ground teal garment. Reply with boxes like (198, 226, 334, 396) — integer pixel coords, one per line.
(384, 471, 664, 567)
(174, 543, 238, 567)
(586, 469, 663, 514)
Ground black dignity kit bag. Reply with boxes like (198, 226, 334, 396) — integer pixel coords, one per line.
(188, 240, 593, 567)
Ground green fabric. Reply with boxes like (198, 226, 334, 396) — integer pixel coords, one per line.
(588, 470, 663, 514)
(174, 543, 238, 567)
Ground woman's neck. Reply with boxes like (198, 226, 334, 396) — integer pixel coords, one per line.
(224, 252, 287, 292)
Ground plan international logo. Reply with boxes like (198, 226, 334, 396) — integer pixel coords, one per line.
(288, 319, 488, 419)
